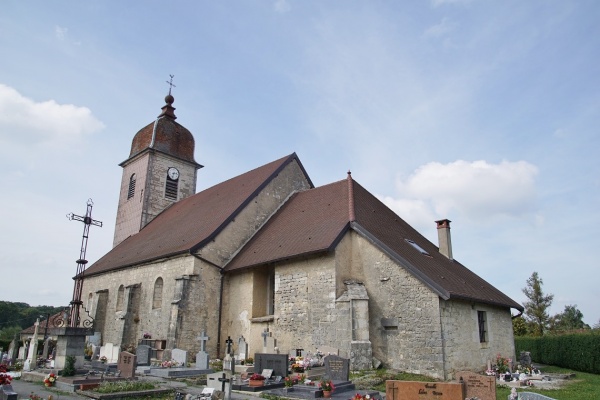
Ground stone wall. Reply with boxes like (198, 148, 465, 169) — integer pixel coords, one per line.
(440, 299, 516, 378)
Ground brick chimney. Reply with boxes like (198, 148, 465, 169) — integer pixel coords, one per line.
(436, 219, 453, 260)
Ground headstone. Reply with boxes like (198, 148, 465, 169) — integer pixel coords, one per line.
(17, 347, 25, 360)
(1, 384, 18, 400)
(324, 354, 350, 381)
(254, 353, 288, 378)
(118, 351, 137, 378)
(41, 337, 51, 359)
(319, 346, 339, 356)
(455, 370, 495, 400)
(265, 337, 277, 354)
(207, 371, 233, 399)
(100, 343, 116, 362)
(172, 348, 187, 367)
(195, 331, 210, 370)
(25, 319, 40, 370)
(111, 345, 120, 363)
(386, 380, 465, 400)
(520, 351, 532, 367)
(92, 345, 100, 360)
(237, 336, 248, 361)
(136, 344, 152, 366)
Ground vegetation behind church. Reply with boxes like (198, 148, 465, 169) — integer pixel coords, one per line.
(0, 301, 66, 345)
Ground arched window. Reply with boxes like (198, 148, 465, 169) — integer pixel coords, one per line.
(153, 278, 163, 309)
(127, 174, 136, 200)
(116, 285, 125, 311)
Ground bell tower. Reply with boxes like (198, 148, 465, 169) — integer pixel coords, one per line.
(113, 87, 202, 247)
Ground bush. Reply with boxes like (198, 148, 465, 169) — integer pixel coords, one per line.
(61, 355, 76, 377)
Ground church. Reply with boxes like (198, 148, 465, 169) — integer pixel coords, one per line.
(80, 91, 523, 379)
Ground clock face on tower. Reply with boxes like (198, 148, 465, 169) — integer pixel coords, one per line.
(167, 167, 180, 180)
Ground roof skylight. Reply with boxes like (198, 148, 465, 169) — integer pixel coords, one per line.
(405, 239, 431, 256)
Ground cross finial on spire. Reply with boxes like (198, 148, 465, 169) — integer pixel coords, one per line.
(166, 74, 176, 95)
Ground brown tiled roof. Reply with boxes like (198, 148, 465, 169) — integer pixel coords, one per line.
(84, 153, 308, 277)
(21, 312, 65, 334)
(225, 177, 523, 311)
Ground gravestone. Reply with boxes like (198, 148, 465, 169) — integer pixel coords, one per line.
(0, 384, 17, 400)
(386, 380, 465, 400)
(92, 345, 100, 360)
(172, 348, 187, 367)
(207, 371, 232, 400)
(520, 351, 532, 367)
(237, 336, 248, 361)
(195, 331, 210, 369)
(118, 351, 137, 378)
(17, 347, 25, 360)
(455, 370, 495, 400)
(136, 344, 152, 366)
(324, 354, 350, 381)
(100, 343, 118, 363)
(254, 353, 288, 378)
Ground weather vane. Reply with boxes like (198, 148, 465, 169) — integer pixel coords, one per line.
(166, 74, 176, 95)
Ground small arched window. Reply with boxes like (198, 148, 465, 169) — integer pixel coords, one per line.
(116, 285, 125, 311)
(153, 278, 163, 309)
(127, 174, 136, 200)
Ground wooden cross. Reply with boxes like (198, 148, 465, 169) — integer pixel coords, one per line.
(196, 331, 209, 352)
(166, 74, 176, 95)
(225, 336, 233, 356)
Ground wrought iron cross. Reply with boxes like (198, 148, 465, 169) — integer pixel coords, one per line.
(66, 198, 102, 328)
(166, 74, 176, 95)
(225, 336, 233, 356)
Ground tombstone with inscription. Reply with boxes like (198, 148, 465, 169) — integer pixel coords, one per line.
(324, 354, 350, 382)
(172, 348, 187, 367)
(136, 345, 152, 366)
(386, 380, 465, 400)
(520, 351, 532, 367)
(254, 353, 289, 378)
(455, 371, 495, 400)
(118, 351, 137, 378)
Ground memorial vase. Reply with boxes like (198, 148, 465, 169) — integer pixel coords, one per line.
(249, 380, 264, 387)
(322, 390, 332, 398)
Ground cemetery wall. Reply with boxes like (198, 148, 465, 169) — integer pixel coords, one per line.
(338, 232, 446, 378)
(439, 300, 515, 378)
(200, 158, 311, 267)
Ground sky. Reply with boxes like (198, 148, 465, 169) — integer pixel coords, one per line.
(0, 1, 598, 327)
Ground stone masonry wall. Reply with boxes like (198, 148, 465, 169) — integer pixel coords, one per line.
(440, 299, 516, 378)
(81, 254, 221, 358)
(338, 232, 446, 378)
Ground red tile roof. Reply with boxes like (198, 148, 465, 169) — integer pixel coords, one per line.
(84, 153, 308, 276)
(226, 176, 523, 311)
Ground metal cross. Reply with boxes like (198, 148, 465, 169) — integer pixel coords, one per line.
(261, 328, 270, 347)
(196, 331, 209, 352)
(66, 198, 102, 328)
(166, 74, 176, 95)
(225, 336, 233, 356)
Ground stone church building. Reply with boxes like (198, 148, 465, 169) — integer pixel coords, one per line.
(81, 93, 523, 379)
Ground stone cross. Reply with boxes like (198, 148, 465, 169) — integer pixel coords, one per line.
(196, 331, 209, 352)
(225, 336, 233, 356)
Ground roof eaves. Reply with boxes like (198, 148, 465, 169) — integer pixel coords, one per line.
(83, 249, 190, 279)
(350, 221, 451, 300)
(450, 293, 524, 312)
(190, 154, 304, 253)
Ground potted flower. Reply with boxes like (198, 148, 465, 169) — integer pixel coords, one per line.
(320, 379, 335, 398)
(99, 356, 107, 364)
(43, 372, 57, 387)
(248, 373, 266, 387)
(284, 376, 294, 388)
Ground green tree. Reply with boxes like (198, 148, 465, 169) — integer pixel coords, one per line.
(550, 304, 589, 332)
(512, 315, 528, 336)
(522, 271, 554, 336)
(0, 325, 22, 341)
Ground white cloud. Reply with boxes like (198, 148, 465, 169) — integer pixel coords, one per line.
(424, 17, 457, 38)
(55, 25, 68, 40)
(0, 84, 104, 149)
(383, 160, 539, 226)
(274, 0, 291, 13)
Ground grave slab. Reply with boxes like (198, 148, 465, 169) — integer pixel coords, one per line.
(136, 344, 152, 366)
(386, 380, 465, 400)
(324, 354, 350, 382)
(254, 353, 289, 378)
(455, 370, 495, 400)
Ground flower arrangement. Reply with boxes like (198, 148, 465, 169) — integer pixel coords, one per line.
(43, 372, 57, 387)
(495, 354, 511, 374)
(249, 373, 266, 381)
(351, 393, 371, 400)
(291, 356, 305, 372)
(0, 372, 12, 386)
(29, 393, 43, 400)
(161, 360, 179, 368)
(0, 364, 7, 373)
(320, 379, 335, 392)
(485, 369, 496, 376)
(284, 376, 294, 387)
(143, 332, 152, 339)
(100, 356, 107, 363)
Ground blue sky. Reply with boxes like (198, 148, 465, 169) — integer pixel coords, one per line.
(1, 1, 598, 326)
